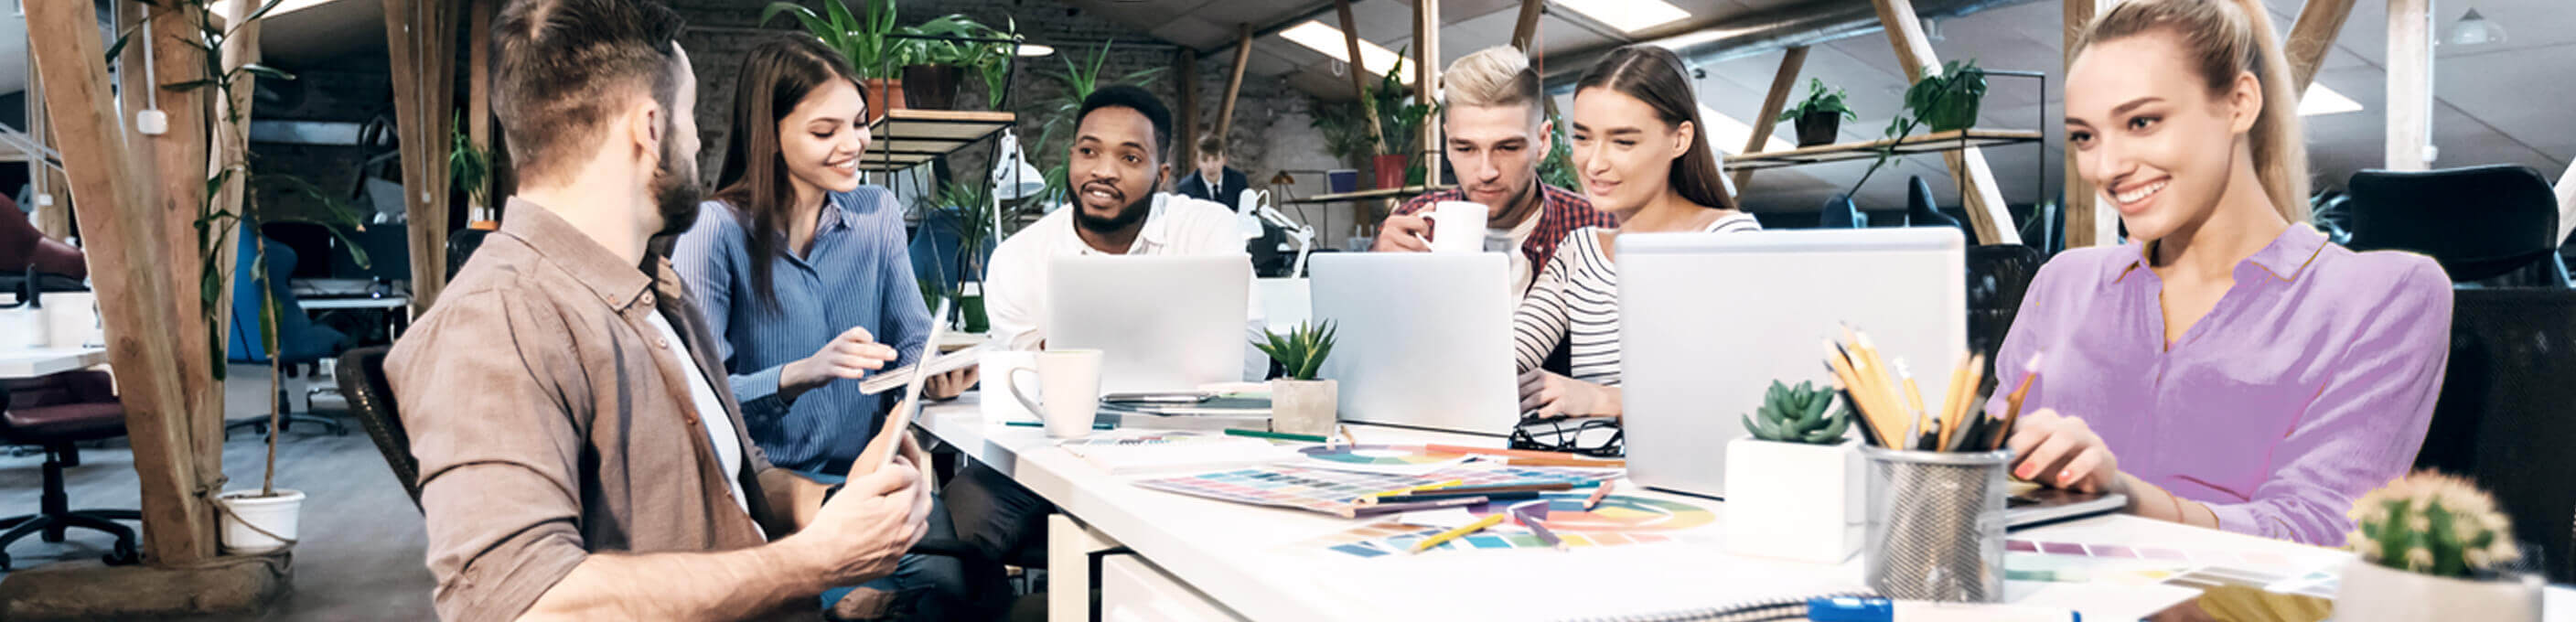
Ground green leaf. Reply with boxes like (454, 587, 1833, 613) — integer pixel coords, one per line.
(162, 79, 220, 92)
(104, 28, 139, 66)
(240, 63, 295, 81)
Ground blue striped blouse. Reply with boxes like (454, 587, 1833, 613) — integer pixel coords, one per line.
(671, 187, 931, 475)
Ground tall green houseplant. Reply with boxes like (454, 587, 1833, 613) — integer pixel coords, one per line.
(762, 0, 902, 80)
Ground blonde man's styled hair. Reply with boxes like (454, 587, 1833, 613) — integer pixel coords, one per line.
(2075, 0, 2311, 222)
(1442, 46, 1545, 127)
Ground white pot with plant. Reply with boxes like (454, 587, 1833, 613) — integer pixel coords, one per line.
(1255, 321, 1337, 437)
(1724, 381, 1862, 563)
(2335, 472, 2541, 622)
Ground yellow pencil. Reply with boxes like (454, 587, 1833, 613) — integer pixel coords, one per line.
(1410, 513, 1507, 553)
(1369, 478, 1464, 499)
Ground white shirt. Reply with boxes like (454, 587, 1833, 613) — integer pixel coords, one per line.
(1491, 207, 1544, 300)
(986, 193, 1267, 379)
(643, 312, 753, 518)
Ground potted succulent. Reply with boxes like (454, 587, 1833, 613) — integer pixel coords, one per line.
(1778, 78, 1856, 147)
(1254, 321, 1338, 436)
(2335, 472, 2542, 622)
(1723, 381, 1863, 563)
(764, 0, 907, 120)
(1905, 59, 1987, 133)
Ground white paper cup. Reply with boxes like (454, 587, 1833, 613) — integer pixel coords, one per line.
(1426, 201, 1487, 254)
(1004, 349, 1104, 438)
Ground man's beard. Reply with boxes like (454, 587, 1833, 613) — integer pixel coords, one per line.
(648, 130, 704, 239)
(1075, 174, 1158, 234)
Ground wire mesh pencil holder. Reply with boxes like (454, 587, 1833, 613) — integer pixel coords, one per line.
(1862, 445, 2011, 603)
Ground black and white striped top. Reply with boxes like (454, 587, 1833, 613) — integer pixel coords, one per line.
(1512, 213, 1763, 385)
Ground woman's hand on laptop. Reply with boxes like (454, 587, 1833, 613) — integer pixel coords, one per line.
(1519, 370, 1622, 419)
(2005, 408, 2121, 494)
(782, 327, 900, 395)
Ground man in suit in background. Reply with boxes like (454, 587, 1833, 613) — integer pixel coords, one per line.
(1175, 133, 1249, 211)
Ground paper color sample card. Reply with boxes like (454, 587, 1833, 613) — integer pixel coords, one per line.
(1293, 444, 1475, 476)
(1294, 493, 1717, 558)
(1131, 465, 1614, 516)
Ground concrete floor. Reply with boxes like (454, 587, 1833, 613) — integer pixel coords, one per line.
(0, 367, 436, 620)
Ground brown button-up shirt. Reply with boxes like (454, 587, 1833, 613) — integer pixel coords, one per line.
(389, 200, 787, 621)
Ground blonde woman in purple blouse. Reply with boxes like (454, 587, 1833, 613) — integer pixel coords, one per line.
(1992, 0, 2450, 547)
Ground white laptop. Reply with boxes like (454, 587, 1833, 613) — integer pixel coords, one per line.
(1308, 252, 1519, 434)
(1622, 229, 1967, 499)
(1047, 255, 1251, 394)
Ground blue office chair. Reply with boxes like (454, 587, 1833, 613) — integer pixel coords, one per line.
(1905, 176, 1965, 235)
(226, 235, 348, 436)
(1818, 195, 1865, 229)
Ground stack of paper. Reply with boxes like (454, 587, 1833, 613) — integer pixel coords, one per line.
(860, 342, 997, 394)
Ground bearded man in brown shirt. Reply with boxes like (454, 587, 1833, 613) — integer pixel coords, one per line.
(387, 1, 932, 618)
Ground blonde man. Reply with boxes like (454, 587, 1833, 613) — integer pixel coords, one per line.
(1369, 46, 1615, 297)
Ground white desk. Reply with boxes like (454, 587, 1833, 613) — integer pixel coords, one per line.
(299, 295, 409, 311)
(0, 347, 108, 379)
(917, 393, 2573, 621)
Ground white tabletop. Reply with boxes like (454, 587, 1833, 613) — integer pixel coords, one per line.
(0, 347, 108, 379)
(299, 295, 410, 311)
(917, 393, 2566, 621)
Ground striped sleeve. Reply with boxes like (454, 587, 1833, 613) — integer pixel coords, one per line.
(1512, 231, 1585, 374)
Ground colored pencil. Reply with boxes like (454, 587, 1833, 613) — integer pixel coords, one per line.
(1410, 513, 1507, 553)
(1825, 342, 1900, 447)
(1360, 490, 1540, 506)
(1338, 424, 1358, 446)
(1992, 352, 2045, 452)
(1937, 352, 1972, 452)
(1422, 444, 1593, 461)
(1412, 482, 1575, 496)
(1364, 478, 1465, 499)
(1004, 420, 1113, 430)
(1225, 428, 1329, 443)
(1337, 496, 1490, 519)
(1514, 507, 1564, 550)
(1505, 456, 1627, 467)
(1584, 479, 1614, 509)
(1897, 359, 1928, 421)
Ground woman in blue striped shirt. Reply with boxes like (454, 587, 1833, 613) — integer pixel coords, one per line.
(673, 37, 1039, 621)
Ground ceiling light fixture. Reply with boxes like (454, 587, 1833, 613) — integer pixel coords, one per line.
(1280, 20, 1414, 86)
(1558, 0, 1691, 34)
(2298, 83, 2364, 116)
(1015, 44, 1056, 58)
(2447, 8, 2506, 46)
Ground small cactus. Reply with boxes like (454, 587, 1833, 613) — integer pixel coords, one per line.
(2346, 471, 2520, 579)
(1742, 381, 1852, 445)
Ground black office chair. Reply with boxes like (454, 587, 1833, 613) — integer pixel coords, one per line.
(1965, 244, 2045, 397)
(2345, 165, 2570, 287)
(0, 370, 144, 570)
(2411, 289, 2576, 583)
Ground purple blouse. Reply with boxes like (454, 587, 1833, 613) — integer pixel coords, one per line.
(1987, 224, 2451, 546)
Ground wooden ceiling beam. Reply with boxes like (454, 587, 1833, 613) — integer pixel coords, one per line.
(1733, 46, 1809, 194)
(1870, 0, 2017, 245)
(1218, 23, 1252, 140)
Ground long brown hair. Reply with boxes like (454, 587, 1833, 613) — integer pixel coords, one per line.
(2075, 0, 2310, 222)
(711, 36, 863, 309)
(1572, 45, 1738, 212)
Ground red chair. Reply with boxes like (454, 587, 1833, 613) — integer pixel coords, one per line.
(0, 370, 141, 570)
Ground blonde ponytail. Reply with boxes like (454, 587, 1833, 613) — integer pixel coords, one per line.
(2076, 0, 2312, 222)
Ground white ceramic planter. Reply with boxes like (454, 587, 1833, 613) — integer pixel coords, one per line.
(1269, 379, 1338, 436)
(1723, 437, 1863, 563)
(2334, 559, 2541, 622)
(217, 488, 305, 554)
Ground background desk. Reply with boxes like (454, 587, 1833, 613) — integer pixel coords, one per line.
(0, 347, 107, 379)
(916, 393, 2573, 621)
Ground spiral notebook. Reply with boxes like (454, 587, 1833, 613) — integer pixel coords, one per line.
(1553, 592, 1874, 622)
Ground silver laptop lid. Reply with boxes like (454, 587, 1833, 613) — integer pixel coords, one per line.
(1047, 255, 1250, 394)
(1309, 252, 1519, 434)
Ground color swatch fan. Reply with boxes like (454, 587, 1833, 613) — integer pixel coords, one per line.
(1294, 444, 1473, 475)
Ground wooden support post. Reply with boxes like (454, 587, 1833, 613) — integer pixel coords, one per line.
(1733, 46, 1809, 192)
(1871, 0, 2018, 245)
(129, 1, 233, 495)
(2284, 0, 2358, 91)
(2386, 0, 2432, 172)
(1218, 23, 1252, 141)
(1336, 0, 1385, 147)
(1510, 0, 1545, 51)
(1414, 0, 1441, 158)
(27, 0, 217, 565)
(1176, 49, 1199, 170)
(467, 0, 495, 222)
(384, 0, 461, 312)
(2064, 0, 2105, 248)
(27, 62, 72, 241)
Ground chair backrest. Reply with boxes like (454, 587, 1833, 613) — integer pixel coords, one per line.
(2414, 288, 2576, 583)
(1905, 176, 1964, 233)
(1818, 195, 1864, 229)
(2346, 165, 2565, 284)
(333, 346, 421, 510)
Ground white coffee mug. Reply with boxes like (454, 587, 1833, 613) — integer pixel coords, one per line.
(1004, 349, 1104, 437)
(1426, 201, 1487, 254)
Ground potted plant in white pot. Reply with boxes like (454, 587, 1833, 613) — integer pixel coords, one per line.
(1723, 381, 1862, 563)
(1254, 321, 1337, 436)
(2335, 472, 2541, 622)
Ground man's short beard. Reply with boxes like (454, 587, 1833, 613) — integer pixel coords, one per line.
(649, 123, 703, 239)
(1076, 174, 1159, 234)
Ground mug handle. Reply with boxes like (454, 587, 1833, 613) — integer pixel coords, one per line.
(1009, 367, 1046, 417)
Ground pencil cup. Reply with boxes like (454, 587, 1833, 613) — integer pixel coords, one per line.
(1862, 445, 2009, 603)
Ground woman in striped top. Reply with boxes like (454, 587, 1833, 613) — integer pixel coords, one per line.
(1519, 46, 1762, 419)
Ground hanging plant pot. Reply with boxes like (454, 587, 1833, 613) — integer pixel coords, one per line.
(1920, 93, 1981, 133)
(1372, 155, 1408, 190)
(1794, 111, 1844, 147)
(861, 79, 909, 122)
(901, 65, 964, 111)
(217, 488, 305, 554)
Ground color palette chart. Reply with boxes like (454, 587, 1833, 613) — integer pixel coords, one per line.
(1298, 493, 1716, 558)
(1131, 465, 1615, 516)
(2007, 539, 2299, 567)
(2005, 539, 2341, 599)
(1293, 445, 1473, 475)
